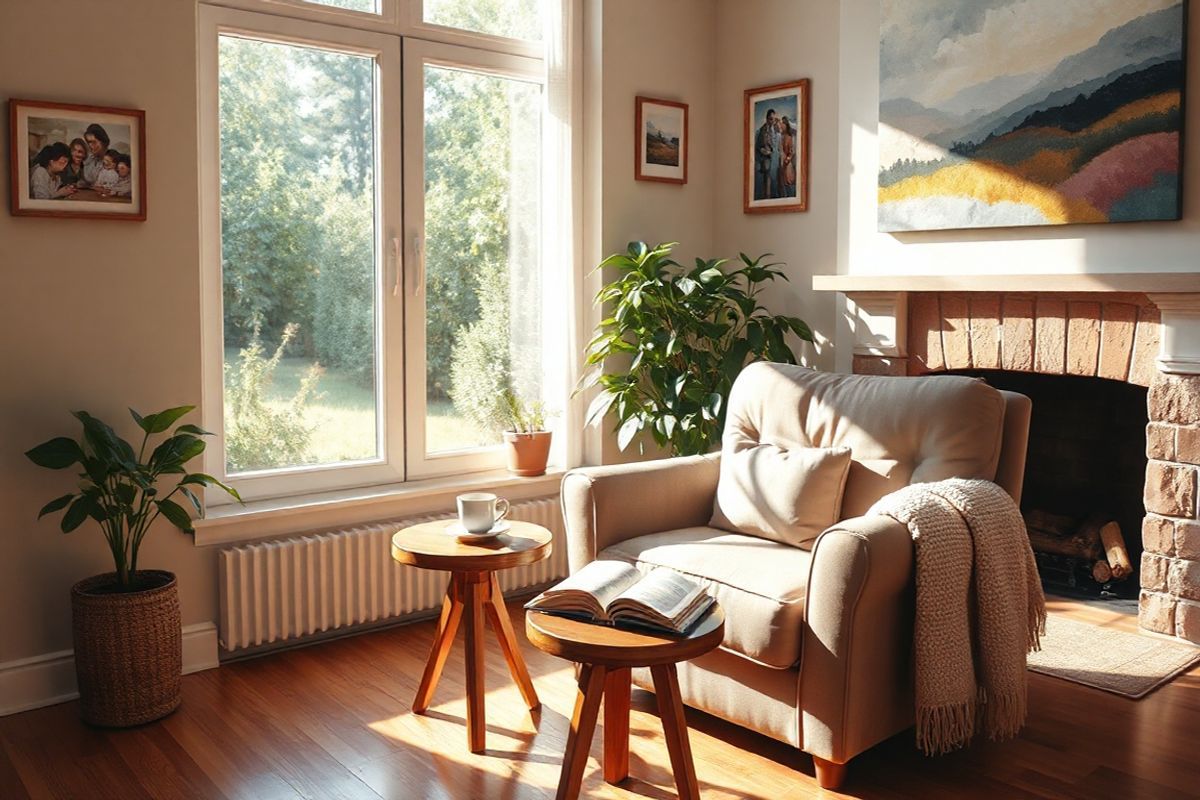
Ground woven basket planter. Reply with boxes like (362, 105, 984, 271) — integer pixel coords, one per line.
(71, 570, 181, 727)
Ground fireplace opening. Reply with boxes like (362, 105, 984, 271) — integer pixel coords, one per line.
(945, 370, 1148, 599)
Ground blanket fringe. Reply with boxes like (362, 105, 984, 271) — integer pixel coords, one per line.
(1028, 600, 1047, 653)
(917, 701, 976, 756)
(980, 689, 1028, 742)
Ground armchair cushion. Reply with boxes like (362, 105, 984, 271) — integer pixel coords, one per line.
(710, 444, 852, 548)
(601, 527, 811, 669)
(725, 363, 1006, 518)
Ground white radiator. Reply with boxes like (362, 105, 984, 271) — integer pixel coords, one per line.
(218, 496, 566, 653)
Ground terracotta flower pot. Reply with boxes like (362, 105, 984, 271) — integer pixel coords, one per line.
(71, 570, 181, 727)
(504, 430, 552, 476)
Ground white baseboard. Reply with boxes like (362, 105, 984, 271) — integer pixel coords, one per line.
(0, 622, 219, 717)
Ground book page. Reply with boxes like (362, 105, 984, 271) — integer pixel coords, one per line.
(609, 568, 703, 621)
(526, 560, 642, 620)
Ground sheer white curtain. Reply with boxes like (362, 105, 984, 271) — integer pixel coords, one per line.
(542, 0, 585, 468)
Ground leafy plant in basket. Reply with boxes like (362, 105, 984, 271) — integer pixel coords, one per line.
(26, 406, 241, 589)
(582, 241, 814, 457)
(25, 406, 242, 727)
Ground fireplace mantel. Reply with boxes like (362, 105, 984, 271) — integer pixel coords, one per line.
(813, 273, 1200, 294)
(813, 273, 1200, 376)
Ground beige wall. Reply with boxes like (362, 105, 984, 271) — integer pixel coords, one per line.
(586, 0, 717, 269)
(584, 0, 718, 463)
(837, 0, 1200, 278)
(713, 0, 841, 370)
(0, 0, 216, 662)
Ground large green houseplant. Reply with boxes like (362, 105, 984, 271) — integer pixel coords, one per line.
(26, 406, 240, 726)
(583, 241, 814, 456)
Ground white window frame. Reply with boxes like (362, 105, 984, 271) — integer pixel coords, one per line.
(401, 39, 546, 479)
(198, 5, 405, 504)
(198, 0, 564, 504)
(203, 0, 541, 58)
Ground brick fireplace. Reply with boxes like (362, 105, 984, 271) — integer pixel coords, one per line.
(814, 274, 1200, 646)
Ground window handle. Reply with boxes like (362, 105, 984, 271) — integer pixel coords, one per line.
(390, 236, 401, 297)
(411, 233, 425, 296)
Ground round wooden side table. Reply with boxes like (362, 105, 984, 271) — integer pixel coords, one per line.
(526, 604, 725, 800)
(391, 519, 553, 753)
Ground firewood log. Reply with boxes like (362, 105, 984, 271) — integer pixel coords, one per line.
(1092, 560, 1113, 584)
(1023, 509, 1079, 538)
(1026, 527, 1104, 561)
(1098, 521, 1133, 581)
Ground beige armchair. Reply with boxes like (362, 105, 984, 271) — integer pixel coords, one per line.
(561, 363, 1031, 789)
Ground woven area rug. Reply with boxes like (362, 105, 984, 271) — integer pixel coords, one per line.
(1026, 615, 1200, 698)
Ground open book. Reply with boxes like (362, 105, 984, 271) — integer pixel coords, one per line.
(525, 560, 715, 635)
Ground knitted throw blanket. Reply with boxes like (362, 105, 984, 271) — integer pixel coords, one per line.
(868, 478, 1046, 756)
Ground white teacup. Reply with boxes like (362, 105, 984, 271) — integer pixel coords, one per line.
(457, 492, 509, 534)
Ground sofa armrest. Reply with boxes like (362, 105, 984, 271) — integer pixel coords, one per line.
(800, 514, 915, 764)
(560, 454, 720, 572)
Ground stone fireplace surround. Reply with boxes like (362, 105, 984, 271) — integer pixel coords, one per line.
(814, 273, 1200, 645)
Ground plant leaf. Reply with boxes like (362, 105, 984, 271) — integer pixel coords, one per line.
(156, 498, 194, 533)
(785, 316, 815, 342)
(73, 412, 137, 467)
(702, 393, 723, 421)
(617, 416, 641, 452)
(61, 495, 95, 533)
(175, 423, 213, 436)
(179, 486, 204, 517)
(25, 437, 84, 469)
(143, 405, 196, 434)
(38, 494, 75, 519)
(181, 473, 242, 502)
(584, 391, 617, 428)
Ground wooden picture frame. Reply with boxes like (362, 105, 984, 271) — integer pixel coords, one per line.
(10, 99, 147, 221)
(635, 96, 688, 184)
(743, 79, 809, 214)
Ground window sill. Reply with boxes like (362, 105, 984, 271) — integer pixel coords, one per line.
(194, 468, 566, 547)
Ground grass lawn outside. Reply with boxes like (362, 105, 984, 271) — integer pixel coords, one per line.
(223, 349, 493, 469)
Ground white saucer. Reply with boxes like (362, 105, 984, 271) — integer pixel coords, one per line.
(445, 519, 511, 540)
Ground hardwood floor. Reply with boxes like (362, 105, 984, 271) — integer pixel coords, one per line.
(1, 595, 1198, 799)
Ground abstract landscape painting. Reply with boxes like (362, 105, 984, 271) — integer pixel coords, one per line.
(878, 0, 1187, 232)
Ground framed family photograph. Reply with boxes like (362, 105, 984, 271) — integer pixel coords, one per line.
(635, 96, 688, 184)
(9, 99, 146, 220)
(744, 79, 809, 214)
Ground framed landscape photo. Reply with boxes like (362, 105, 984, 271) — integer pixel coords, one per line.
(744, 79, 810, 213)
(635, 96, 688, 184)
(9, 99, 146, 220)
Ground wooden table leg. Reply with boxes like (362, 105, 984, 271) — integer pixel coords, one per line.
(463, 573, 487, 753)
(603, 667, 631, 784)
(556, 663, 606, 800)
(651, 664, 700, 800)
(413, 574, 464, 714)
(483, 572, 540, 711)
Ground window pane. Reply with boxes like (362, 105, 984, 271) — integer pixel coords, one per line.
(424, 66, 542, 454)
(218, 36, 380, 474)
(423, 0, 542, 42)
(301, 0, 379, 13)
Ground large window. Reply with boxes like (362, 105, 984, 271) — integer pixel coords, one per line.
(404, 46, 544, 475)
(218, 35, 381, 475)
(199, 2, 555, 502)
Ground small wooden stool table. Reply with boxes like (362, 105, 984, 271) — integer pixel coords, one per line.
(391, 519, 553, 753)
(526, 604, 725, 800)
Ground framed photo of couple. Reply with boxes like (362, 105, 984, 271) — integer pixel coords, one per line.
(744, 79, 809, 214)
(9, 99, 147, 221)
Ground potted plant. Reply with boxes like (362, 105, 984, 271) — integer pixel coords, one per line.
(501, 389, 553, 476)
(582, 241, 815, 456)
(25, 406, 240, 727)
